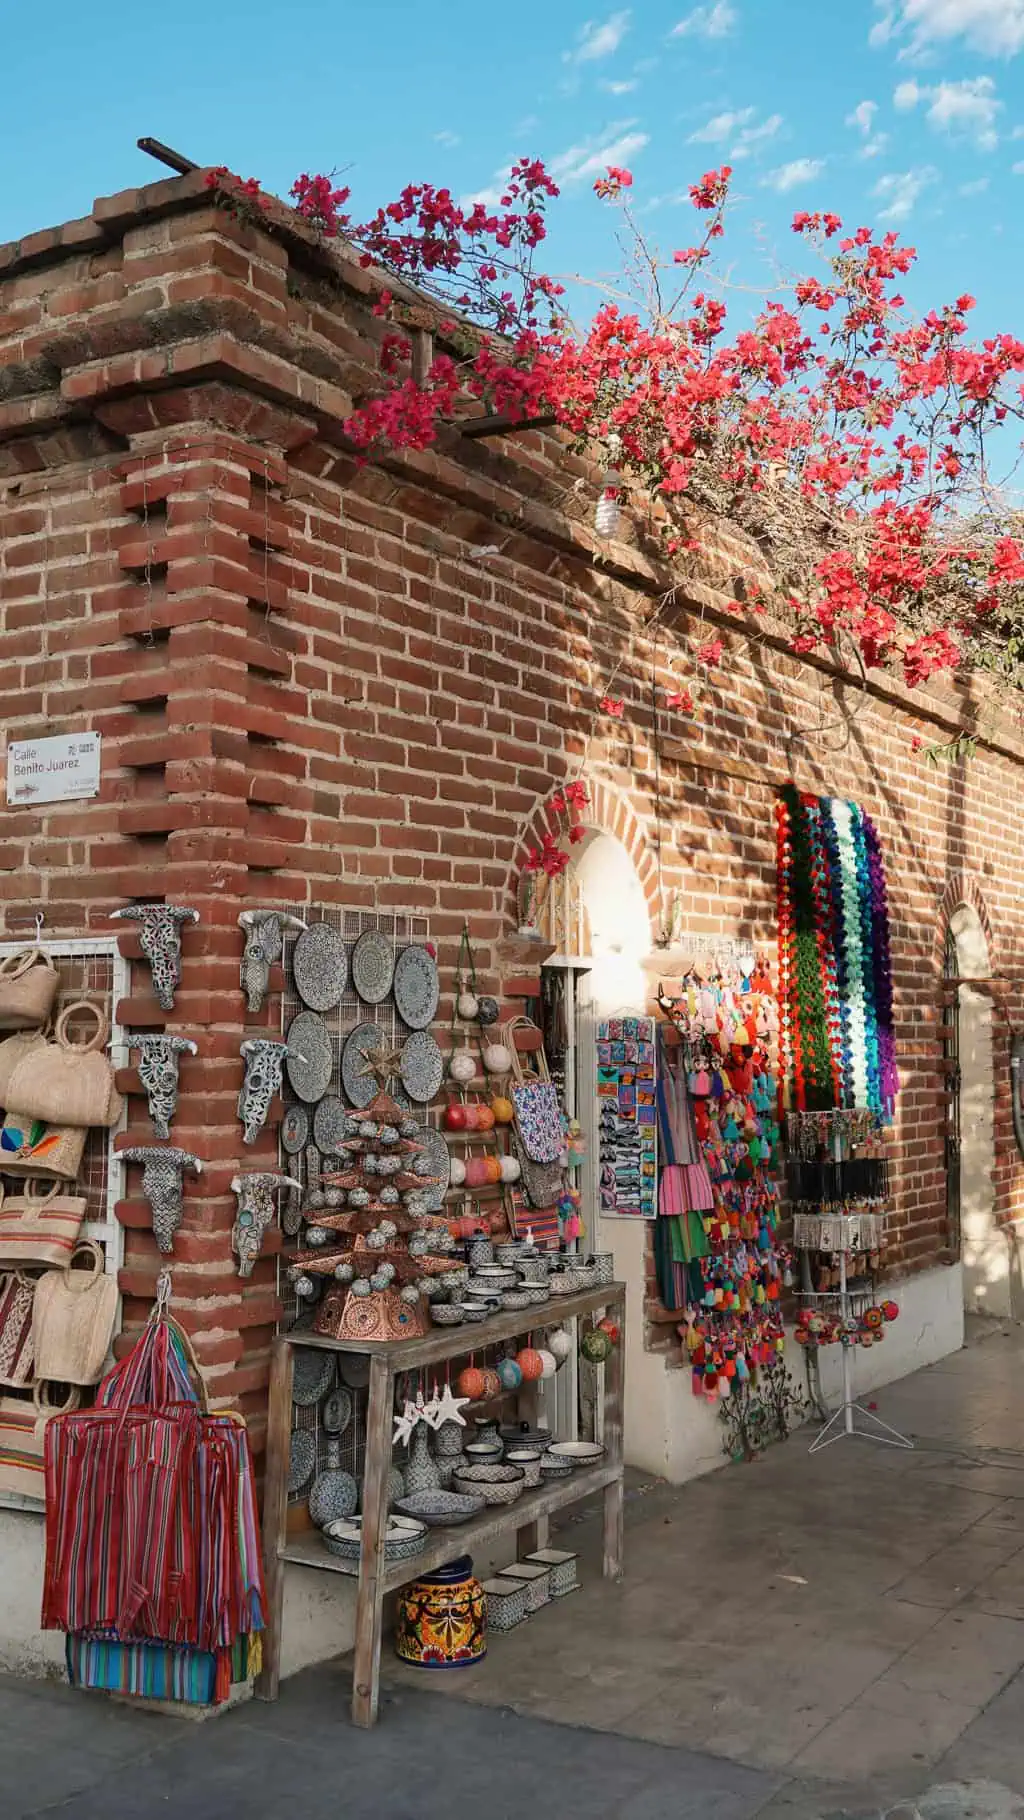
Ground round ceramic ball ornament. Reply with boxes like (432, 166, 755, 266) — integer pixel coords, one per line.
(497, 1356, 523, 1391)
(536, 1348, 557, 1381)
(547, 1327, 573, 1363)
(457, 987, 480, 1021)
(444, 1102, 469, 1132)
(490, 1094, 514, 1125)
(499, 1155, 521, 1184)
(449, 1048, 477, 1085)
(580, 1327, 613, 1364)
(482, 1041, 512, 1075)
(480, 1368, 502, 1400)
(449, 1155, 467, 1187)
(457, 1366, 486, 1400)
(476, 996, 500, 1026)
(516, 1347, 545, 1382)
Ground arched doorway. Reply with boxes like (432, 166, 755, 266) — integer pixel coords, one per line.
(945, 904, 1004, 1317)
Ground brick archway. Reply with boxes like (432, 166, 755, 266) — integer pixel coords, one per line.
(936, 874, 997, 976)
(503, 774, 662, 937)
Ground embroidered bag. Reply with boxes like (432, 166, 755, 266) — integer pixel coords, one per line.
(505, 1018, 565, 1165)
(0, 1271, 36, 1387)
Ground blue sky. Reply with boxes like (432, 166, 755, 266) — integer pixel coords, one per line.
(3, 0, 1024, 338)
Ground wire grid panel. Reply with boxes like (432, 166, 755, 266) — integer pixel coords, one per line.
(0, 936, 128, 1516)
(279, 908, 431, 1500)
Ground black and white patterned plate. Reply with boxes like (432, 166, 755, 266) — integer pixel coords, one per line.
(393, 944, 440, 1030)
(292, 922, 348, 1012)
(351, 928, 395, 1005)
(341, 1021, 385, 1109)
(399, 1031, 444, 1104)
(285, 1012, 333, 1104)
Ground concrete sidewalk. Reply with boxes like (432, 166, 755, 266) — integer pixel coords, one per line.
(4, 1319, 1024, 1819)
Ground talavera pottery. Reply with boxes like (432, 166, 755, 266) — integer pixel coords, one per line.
(547, 1439, 606, 1468)
(238, 1039, 293, 1145)
(404, 1422, 442, 1495)
(322, 1514, 426, 1563)
(288, 1428, 316, 1494)
(412, 1123, 450, 1211)
(285, 1012, 333, 1104)
(117, 1146, 202, 1255)
(538, 1453, 573, 1481)
(307, 1439, 359, 1528)
(110, 904, 198, 1012)
(312, 1094, 351, 1157)
(498, 1561, 551, 1612)
(505, 1448, 543, 1488)
(399, 1031, 444, 1104)
(394, 1555, 486, 1668)
(231, 1171, 302, 1277)
(291, 1348, 336, 1407)
(292, 921, 348, 1012)
(128, 1034, 197, 1140)
(237, 909, 306, 1014)
(483, 1576, 528, 1632)
(500, 1422, 553, 1453)
(280, 1103, 309, 1155)
(392, 944, 440, 1030)
(394, 1490, 486, 1527)
(341, 1022, 385, 1109)
(351, 928, 395, 1005)
(321, 1386, 353, 1436)
(429, 1304, 464, 1327)
(452, 1463, 525, 1507)
(434, 1419, 466, 1460)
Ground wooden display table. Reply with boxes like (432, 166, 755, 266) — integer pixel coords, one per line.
(255, 1282, 626, 1726)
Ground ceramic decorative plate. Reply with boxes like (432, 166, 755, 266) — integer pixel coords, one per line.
(292, 922, 348, 1012)
(285, 1012, 333, 1104)
(292, 1349, 336, 1407)
(281, 1103, 309, 1155)
(412, 1123, 450, 1211)
(393, 945, 440, 1030)
(322, 1386, 353, 1437)
(341, 1022, 385, 1109)
(313, 1094, 349, 1156)
(288, 1429, 316, 1493)
(400, 1031, 444, 1104)
(338, 1353, 371, 1390)
(351, 928, 395, 1005)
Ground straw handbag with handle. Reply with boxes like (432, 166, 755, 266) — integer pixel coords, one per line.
(0, 1383, 80, 1501)
(0, 1180, 87, 1269)
(0, 1118, 87, 1182)
(33, 1242, 118, 1386)
(0, 949, 60, 1032)
(3, 1000, 122, 1131)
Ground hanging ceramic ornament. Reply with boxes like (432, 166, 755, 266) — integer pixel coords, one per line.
(499, 1155, 521, 1184)
(449, 1048, 477, 1085)
(515, 1347, 545, 1382)
(497, 1356, 523, 1391)
(536, 1349, 557, 1381)
(449, 1156, 467, 1186)
(110, 904, 199, 1011)
(476, 996, 499, 1026)
(482, 1041, 512, 1075)
(457, 982, 480, 1021)
(237, 909, 307, 1014)
(491, 1094, 514, 1125)
(547, 1328, 573, 1364)
(457, 1366, 486, 1400)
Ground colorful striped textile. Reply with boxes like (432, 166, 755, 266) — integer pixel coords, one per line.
(66, 1632, 256, 1705)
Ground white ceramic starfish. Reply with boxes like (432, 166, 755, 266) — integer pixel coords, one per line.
(392, 1399, 420, 1448)
(431, 1383, 471, 1429)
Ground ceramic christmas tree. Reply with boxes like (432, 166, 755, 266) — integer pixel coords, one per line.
(286, 1042, 460, 1342)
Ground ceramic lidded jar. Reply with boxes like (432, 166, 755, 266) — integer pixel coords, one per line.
(394, 1555, 486, 1668)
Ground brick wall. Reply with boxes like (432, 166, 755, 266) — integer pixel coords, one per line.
(2, 172, 1023, 1443)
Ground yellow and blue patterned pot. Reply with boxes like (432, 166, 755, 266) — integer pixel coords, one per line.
(394, 1555, 486, 1670)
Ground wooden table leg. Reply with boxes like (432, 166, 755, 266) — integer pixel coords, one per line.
(254, 1337, 294, 1702)
(351, 1353, 394, 1729)
(602, 1290, 625, 1582)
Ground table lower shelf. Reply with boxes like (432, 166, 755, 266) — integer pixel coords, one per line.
(279, 1461, 621, 1595)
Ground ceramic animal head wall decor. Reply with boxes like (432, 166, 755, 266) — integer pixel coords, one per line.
(118, 1146, 203, 1254)
(110, 905, 199, 1011)
(238, 1039, 295, 1144)
(128, 1034, 198, 1139)
(237, 910, 307, 1014)
(230, 1172, 303, 1277)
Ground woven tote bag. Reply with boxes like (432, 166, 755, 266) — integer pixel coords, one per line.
(3, 1000, 122, 1131)
(0, 949, 60, 1032)
(0, 1179, 87, 1269)
(33, 1242, 118, 1386)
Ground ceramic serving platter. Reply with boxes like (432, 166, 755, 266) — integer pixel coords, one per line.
(399, 1030, 444, 1104)
(341, 1022, 385, 1109)
(312, 1094, 350, 1156)
(292, 922, 348, 1012)
(322, 1386, 353, 1437)
(351, 928, 395, 1005)
(291, 1349, 336, 1407)
(280, 1103, 309, 1155)
(393, 944, 440, 1030)
(285, 1012, 333, 1104)
(288, 1429, 316, 1493)
(412, 1122, 450, 1211)
(322, 1514, 427, 1562)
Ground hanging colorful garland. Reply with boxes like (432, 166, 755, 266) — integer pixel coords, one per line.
(776, 787, 898, 1122)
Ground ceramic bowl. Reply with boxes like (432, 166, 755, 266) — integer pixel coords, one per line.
(573, 1264, 600, 1289)
(460, 1301, 491, 1323)
(538, 1455, 573, 1480)
(453, 1463, 526, 1507)
(429, 1304, 464, 1326)
(463, 1439, 505, 1464)
(500, 1290, 532, 1311)
(494, 1244, 524, 1266)
(504, 1448, 543, 1488)
(322, 1514, 427, 1562)
(523, 1285, 551, 1305)
(393, 1490, 486, 1527)
(546, 1440, 606, 1469)
(547, 1270, 580, 1296)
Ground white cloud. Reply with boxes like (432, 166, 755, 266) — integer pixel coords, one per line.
(600, 77, 640, 92)
(860, 132, 890, 157)
(670, 1, 737, 38)
(846, 99, 879, 134)
(958, 174, 990, 192)
(763, 157, 825, 191)
(869, 0, 1024, 59)
(434, 130, 461, 148)
(549, 123, 650, 184)
(731, 112, 784, 158)
(1013, 159, 1024, 171)
(894, 74, 1001, 147)
(689, 106, 754, 142)
(871, 165, 938, 220)
(565, 10, 632, 63)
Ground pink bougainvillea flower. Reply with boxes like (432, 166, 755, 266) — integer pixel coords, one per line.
(600, 696, 625, 718)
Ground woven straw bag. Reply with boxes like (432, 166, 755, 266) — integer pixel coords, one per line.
(0, 950, 60, 1032)
(0, 1383, 80, 1501)
(0, 1272, 36, 1387)
(0, 1027, 49, 1102)
(33, 1242, 118, 1387)
(3, 1000, 122, 1131)
(0, 1179, 87, 1269)
(0, 1118, 87, 1182)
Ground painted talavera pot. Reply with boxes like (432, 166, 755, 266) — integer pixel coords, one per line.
(394, 1555, 486, 1669)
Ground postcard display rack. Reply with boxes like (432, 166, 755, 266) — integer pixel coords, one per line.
(776, 787, 911, 1455)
